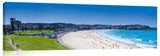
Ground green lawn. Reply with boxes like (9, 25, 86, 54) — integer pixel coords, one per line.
(14, 31, 31, 34)
(14, 30, 54, 34)
(3, 35, 16, 51)
(10, 35, 70, 50)
(31, 30, 41, 34)
(42, 30, 54, 33)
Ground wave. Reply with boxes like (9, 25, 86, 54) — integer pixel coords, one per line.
(133, 38, 157, 43)
(149, 40, 157, 43)
(98, 32, 135, 44)
(98, 31, 157, 48)
(136, 43, 157, 48)
(133, 38, 142, 42)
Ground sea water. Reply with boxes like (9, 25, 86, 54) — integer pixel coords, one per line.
(98, 30, 157, 48)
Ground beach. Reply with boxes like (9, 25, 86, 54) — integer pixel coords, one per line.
(61, 29, 138, 49)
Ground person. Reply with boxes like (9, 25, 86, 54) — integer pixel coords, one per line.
(16, 45, 19, 49)
(102, 46, 105, 49)
(12, 40, 15, 45)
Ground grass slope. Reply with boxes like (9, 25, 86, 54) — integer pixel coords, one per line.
(10, 35, 70, 50)
(14, 30, 54, 34)
(3, 35, 16, 51)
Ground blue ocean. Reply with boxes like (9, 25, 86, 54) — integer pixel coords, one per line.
(98, 30, 157, 48)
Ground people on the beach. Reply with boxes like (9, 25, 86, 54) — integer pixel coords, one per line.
(61, 30, 136, 49)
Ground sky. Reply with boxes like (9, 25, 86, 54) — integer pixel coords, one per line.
(4, 2, 157, 27)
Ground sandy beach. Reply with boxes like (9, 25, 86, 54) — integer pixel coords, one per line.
(61, 29, 138, 49)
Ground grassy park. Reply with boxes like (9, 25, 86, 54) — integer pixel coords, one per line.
(9, 35, 70, 50)
(3, 29, 70, 51)
(13, 30, 54, 34)
(3, 35, 16, 51)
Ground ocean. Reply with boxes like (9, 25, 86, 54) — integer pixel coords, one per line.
(98, 30, 157, 48)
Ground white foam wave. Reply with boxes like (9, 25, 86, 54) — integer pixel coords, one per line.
(98, 31, 157, 48)
(98, 32, 135, 44)
(149, 40, 157, 43)
(134, 38, 142, 42)
(136, 43, 157, 48)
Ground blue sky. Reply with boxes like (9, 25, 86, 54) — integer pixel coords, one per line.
(4, 2, 157, 27)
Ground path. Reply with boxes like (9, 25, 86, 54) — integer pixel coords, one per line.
(8, 35, 21, 51)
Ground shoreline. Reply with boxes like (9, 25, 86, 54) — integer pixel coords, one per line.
(96, 29, 140, 49)
(61, 29, 139, 49)
(57, 33, 75, 50)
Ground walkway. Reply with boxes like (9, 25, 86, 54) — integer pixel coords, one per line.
(8, 35, 21, 51)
